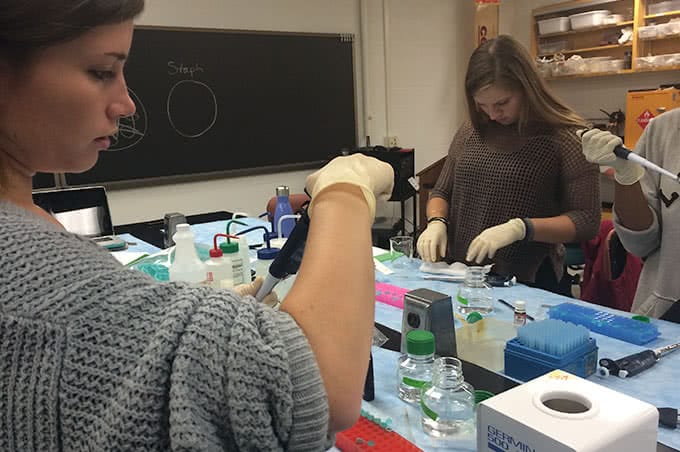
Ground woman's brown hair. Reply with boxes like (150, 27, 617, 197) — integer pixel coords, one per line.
(465, 35, 586, 133)
(0, 0, 145, 63)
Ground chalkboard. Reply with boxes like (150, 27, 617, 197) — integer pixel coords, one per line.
(33, 173, 57, 189)
(66, 26, 357, 186)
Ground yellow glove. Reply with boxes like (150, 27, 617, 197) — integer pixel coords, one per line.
(466, 218, 526, 264)
(233, 276, 279, 308)
(305, 154, 394, 219)
(580, 129, 644, 186)
(416, 221, 448, 262)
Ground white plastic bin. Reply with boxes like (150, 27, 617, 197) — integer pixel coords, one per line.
(638, 25, 659, 40)
(538, 17, 570, 35)
(569, 10, 610, 30)
(648, 1, 674, 15)
(538, 40, 568, 55)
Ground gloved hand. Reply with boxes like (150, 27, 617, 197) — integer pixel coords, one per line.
(580, 129, 644, 185)
(305, 154, 394, 219)
(233, 276, 279, 308)
(416, 221, 448, 262)
(466, 218, 526, 264)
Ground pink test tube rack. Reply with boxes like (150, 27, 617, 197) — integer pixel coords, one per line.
(374, 282, 410, 309)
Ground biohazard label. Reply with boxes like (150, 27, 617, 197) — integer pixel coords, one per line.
(636, 109, 655, 130)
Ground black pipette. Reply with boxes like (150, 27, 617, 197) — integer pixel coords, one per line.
(597, 341, 680, 378)
(255, 207, 310, 302)
(613, 144, 680, 184)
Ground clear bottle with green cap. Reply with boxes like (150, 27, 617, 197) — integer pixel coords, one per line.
(397, 329, 435, 404)
(420, 357, 475, 440)
(456, 266, 494, 314)
(219, 241, 244, 285)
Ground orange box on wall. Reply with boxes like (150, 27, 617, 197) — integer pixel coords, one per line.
(624, 87, 680, 149)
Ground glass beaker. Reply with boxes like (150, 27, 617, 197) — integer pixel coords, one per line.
(389, 235, 414, 269)
(456, 266, 494, 314)
(420, 357, 476, 439)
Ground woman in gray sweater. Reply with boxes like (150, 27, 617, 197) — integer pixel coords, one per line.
(0, 1, 394, 450)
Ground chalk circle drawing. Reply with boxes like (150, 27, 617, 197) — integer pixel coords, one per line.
(166, 79, 218, 138)
(109, 88, 147, 151)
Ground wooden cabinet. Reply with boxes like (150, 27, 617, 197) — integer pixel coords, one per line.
(531, 0, 680, 79)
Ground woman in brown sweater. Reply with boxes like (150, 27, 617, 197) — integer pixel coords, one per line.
(417, 35, 600, 295)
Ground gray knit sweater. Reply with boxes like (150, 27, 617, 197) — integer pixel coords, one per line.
(0, 200, 330, 451)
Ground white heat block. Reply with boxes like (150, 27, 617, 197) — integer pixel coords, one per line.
(477, 369, 658, 452)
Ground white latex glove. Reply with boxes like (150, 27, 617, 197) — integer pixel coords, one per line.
(305, 154, 394, 219)
(416, 221, 448, 262)
(466, 218, 526, 264)
(233, 276, 279, 308)
(580, 128, 644, 185)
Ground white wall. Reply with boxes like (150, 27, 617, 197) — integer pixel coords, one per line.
(108, 0, 475, 225)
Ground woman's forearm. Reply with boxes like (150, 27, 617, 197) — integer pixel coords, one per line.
(530, 215, 578, 243)
(614, 182, 654, 231)
(426, 197, 449, 219)
(280, 185, 374, 433)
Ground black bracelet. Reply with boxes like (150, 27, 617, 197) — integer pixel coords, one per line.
(521, 217, 534, 241)
(427, 216, 449, 227)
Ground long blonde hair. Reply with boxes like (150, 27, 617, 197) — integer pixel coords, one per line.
(465, 35, 586, 133)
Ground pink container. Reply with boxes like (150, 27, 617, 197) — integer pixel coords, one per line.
(375, 282, 410, 309)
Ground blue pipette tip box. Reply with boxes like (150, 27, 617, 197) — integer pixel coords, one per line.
(547, 302, 660, 345)
(504, 336, 598, 382)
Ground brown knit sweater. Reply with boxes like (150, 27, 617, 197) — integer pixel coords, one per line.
(430, 121, 600, 283)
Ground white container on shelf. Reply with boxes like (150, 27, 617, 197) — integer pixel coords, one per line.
(568, 10, 610, 30)
(538, 39, 568, 55)
(661, 20, 680, 36)
(602, 14, 624, 25)
(635, 56, 657, 69)
(638, 25, 659, 40)
(538, 17, 570, 35)
(648, 1, 674, 15)
(599, 59, 625, 72)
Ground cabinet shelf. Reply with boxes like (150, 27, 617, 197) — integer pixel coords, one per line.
(546, 69, 634, 80)
(644, 10, 680, 19)
(640, 34, 680, 41)
(538, 20, 634, 38)
(532, 0, 680, 78)
(538, 42, 632, 58)
(545, 65, 680, 80)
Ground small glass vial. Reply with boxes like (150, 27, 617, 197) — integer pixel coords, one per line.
(456, 266, 494, 314)
(513, 300, 527, 327)
(420, 357, 476, 439)
(397, 330, 435, 404)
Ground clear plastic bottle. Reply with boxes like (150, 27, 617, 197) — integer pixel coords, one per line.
(420, 357, 476, 439)
(254, 246, 279, 280)
(397, 329, 435, 404)
(456, 266, 494, 314)
(205, 247, 234, 289)
(168, 224, 206, 284)
(235, 235, 252, 283)
(273, 186, 294, 238)
(219, 241, 245, 285)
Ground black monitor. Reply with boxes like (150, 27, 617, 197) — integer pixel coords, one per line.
(32, 186, 114, 237)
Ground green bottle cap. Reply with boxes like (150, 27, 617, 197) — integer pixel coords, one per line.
(466, 312, 483, 324)
(219, 242, 239, 254)
(406, 329, 435, 355)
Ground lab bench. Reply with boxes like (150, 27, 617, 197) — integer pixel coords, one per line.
(121, 221, 680, 451)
